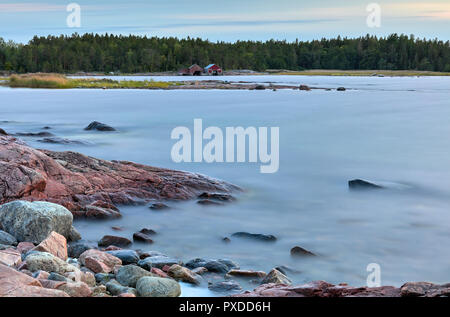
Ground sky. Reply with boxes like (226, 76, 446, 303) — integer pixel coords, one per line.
(1, 0, 450, 43)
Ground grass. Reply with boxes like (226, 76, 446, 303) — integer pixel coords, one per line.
(2, 73, 178, 89)
(8, 73, 71, 88)
(272, 69, 450, 76)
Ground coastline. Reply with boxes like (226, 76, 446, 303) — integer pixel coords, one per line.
(0, 134, 448, 298)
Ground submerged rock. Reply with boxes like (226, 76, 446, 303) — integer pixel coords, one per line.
(37, 137, 89, 145)
(348, 179, 384, 190)
(208, 280, 242, 293)
(149, 203, 169, 210)
(0, 201, 75, 244)
(197, 199, 224, 206)
(227, 269, 267, 278)
(15, 132, 54, 137)
(0, 135, 239, 214)
(290, 246, 315, 257)
(198, 192, 235, 202)
(84, 121, 116, 131)
(98, 235, 132, 248)
(231, 232, 277, 242)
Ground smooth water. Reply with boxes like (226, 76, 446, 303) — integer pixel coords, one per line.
(1, 76, 450, 295)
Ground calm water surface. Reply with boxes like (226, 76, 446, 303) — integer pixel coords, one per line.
(1, 76, 450, 295)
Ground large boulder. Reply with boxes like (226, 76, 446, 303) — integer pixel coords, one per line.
(136, 276, 181, 297)
(0, 201, 74, 244)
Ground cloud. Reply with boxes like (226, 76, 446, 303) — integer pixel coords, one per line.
(0, 3, 65, 12)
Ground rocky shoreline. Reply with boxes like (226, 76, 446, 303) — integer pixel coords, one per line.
(0, 135, 239, 218)
(0, 134, 448, 297)
(1, 213, 448, 297)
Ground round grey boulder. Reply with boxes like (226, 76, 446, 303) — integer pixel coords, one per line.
(116, 264, 154, 288)
(25, 252, 78, 274)
(136, 276, 181, 297)
(0, 201, 74, 244)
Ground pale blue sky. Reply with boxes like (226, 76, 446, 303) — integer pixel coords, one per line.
(1, 0, 449, 43)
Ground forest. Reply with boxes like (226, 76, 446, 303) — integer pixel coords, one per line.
(1, 33, 450, 73)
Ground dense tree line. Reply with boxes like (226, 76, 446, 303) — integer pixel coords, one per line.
(1, 33, 450, 73)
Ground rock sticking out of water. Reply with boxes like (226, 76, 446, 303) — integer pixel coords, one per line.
(98, 235, 132, 248)
(198, 192, 236, 202)
(348, 179, 384, 190)
(254, 85, 266, 90)
(149, 203, 169, 210)
(133, 229, 155, 244)
(231, 232, 277, 242)
(84, 121, 116, 131)
(37, 137, 88, 145)
(290, 246, 316, 257)
(261, 269, 292, 285)
(15, 132, 54, 137)
(0, 128, 8, 135)
(197, 199, 224, 206)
